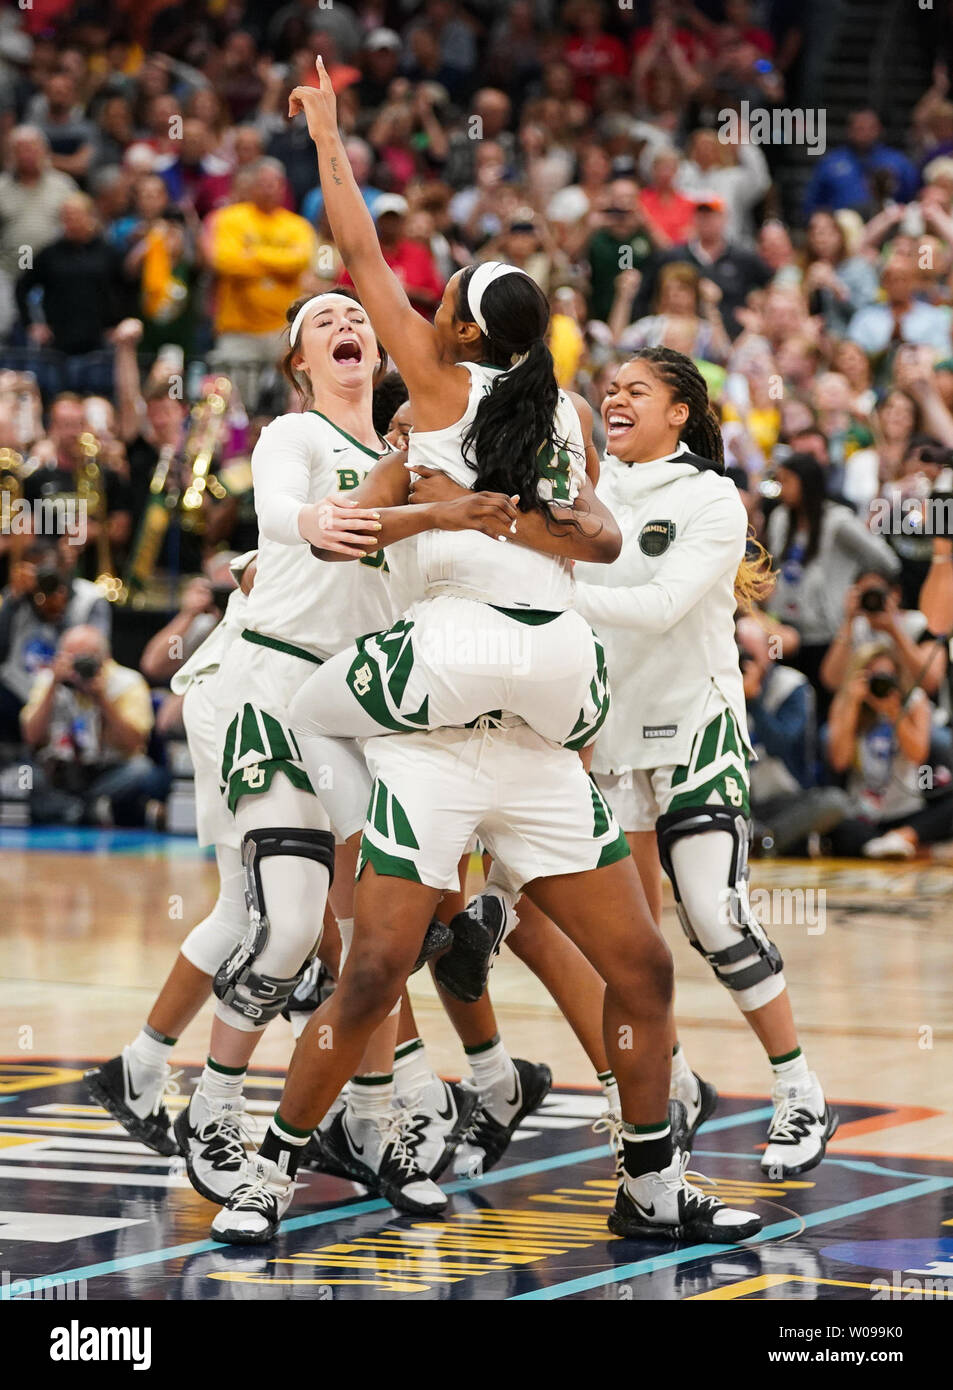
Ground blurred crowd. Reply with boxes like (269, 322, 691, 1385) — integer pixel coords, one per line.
(0, 0, 953, 857)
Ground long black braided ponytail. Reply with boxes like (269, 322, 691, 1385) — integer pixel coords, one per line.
(457, 264, 561, 516)
(626, 346, 774, 609)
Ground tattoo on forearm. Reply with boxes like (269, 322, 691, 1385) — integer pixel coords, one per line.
(330, 156, 343, 186)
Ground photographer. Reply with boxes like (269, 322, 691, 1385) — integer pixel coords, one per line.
(826, 643, 953, 857)
(737, 617, 850, 854)
(20, 623, 164, 826)
(0, 540, 110, 743)
(820, 569, 948, 700)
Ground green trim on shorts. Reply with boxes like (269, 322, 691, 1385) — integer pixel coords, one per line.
(241, 629, 323, 664)
(666, 708, 750, 816)
(357, 836, 423, 884)
(225, 759, 314, 813)
(489, 606, 562, 625)
(596, 827, 630, 869)
(565, 632, 611, 751)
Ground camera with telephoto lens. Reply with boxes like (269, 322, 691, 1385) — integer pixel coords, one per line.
(867, 672, 898, 699)
(71, 654, 102, 682)
(859, 586, 888, 614)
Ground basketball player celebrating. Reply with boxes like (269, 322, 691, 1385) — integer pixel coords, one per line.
(85, 551, 259, 1155)
(169, 290, 489, 1217)
(208, 64, 762, 1247)
(573, 347, 838, 1177)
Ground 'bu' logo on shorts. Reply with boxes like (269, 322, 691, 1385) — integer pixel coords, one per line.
(639, 520, 676, 556)
(352, 662, 373, 697)
(643, 725, 677, 738)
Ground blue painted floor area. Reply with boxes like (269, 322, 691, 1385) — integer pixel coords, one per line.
(1, 1060, 950, 1301)
(0, 826, 211, 857)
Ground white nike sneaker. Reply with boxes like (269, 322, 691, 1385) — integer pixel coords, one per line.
(761, 1072, 838, 1177)
(609, 1149, 762, 1242)
(671, 1070, 719, 1148)
(211, 1155, 295, 1245)
(84, 1050, 178, 1156)
(174, 1090, 252, 1203)
(321, 1106, 449, 1215)
(396, 1078, 479, 1179)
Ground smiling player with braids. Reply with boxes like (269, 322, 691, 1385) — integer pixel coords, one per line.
(573, 347, 839, 1182)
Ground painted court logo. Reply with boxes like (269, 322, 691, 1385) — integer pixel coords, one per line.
(50, 1321, 152, 1370)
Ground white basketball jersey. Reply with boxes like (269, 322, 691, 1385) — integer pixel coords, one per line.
(243, 410, 392, 659)
(406, 362, 587, 610)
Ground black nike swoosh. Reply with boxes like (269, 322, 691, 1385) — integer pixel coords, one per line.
(342, 1116, 364, 1155)
(504, 1073, 521, 1109)
(435, 1096, 454, 1123)
(630, 1197, 655, 1218)
(123, 1056, 142, 1103)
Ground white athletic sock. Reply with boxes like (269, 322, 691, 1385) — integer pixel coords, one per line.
(597, 1068, 620, 1115)
(394, 1037, 441, 1103)
(466, 1035, 518, 1121)
(670, 1042, 700, 1107)
(348, 1073, 394, 1120)
(126, 1027, 174, 1088)
(336, 916, 354, 966)
(771, 1047, 811, 1089)
(199, 1058, 246, 1104)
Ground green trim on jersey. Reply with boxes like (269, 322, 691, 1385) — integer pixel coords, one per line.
(308, 410, 386, 460)
(667, 708, 750, 816)
(241, 629, 323, 664)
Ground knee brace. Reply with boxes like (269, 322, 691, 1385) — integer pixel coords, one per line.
(656, 805, 785, 1011)
(213, 827, 336, 1025)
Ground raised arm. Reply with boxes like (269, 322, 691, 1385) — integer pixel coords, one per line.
(288, 60, 445, 399)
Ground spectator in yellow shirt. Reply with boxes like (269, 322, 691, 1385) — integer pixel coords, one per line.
(21, 624, 166, 826)
(208, 159, 316, 408)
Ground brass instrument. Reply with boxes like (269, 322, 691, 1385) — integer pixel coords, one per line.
(179, 376, 231, 531)
(123, 376, 232, 604)
(0, 446, 23, 506)
(76, 431, 125, 604)
(0, 447, 23, 560)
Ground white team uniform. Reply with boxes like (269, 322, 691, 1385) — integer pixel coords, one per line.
(289, 363, 627, 894)
(289, 363, 609, 750)
(171, 582, 250, 849)
(574, 443, 753, 832)
(214, 410, 390, 837)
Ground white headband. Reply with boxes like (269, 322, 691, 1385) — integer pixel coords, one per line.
(467, 262, 529, 336)
(289, 293, 358, 347)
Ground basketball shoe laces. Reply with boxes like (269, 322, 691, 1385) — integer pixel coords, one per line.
(767, 1090, 815, 1145)
(591, 1110, 624, 1181)
(380, 1109, 426, 1180)
(656, 1152, 727, 1217)
(229, 1165, 286, 1215)
(196, 1097, 255, 1169)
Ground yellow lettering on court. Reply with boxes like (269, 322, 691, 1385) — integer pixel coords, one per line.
(0, 1066, 85, 1094)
